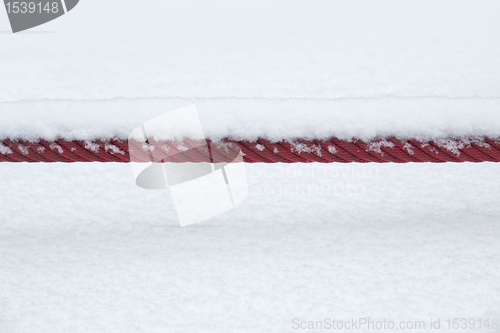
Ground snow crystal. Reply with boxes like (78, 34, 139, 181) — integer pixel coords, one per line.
(177, 145, 188, 152)
(367, 140, 395, 155)
(142, 143, 155, 152)
(212, 141, 233, 153)
(255, 144, 265, 151)
(49, 143, 63, 154)
(403, 142, 415, 156)
(327, 145, 337, 154)
(84, 141, 100, 153)
(435, 139, 465, 156)
(104, 144, 125, 155)
(0, 143, 12, 155)
(290, 143, 322, 156)
(461, 137, 491, 149)
(18, 144, 29, 155)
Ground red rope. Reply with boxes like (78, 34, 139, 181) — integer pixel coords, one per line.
(1, 137, 500, 163)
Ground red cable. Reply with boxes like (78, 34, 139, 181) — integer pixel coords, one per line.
(2, 138, 500, 163)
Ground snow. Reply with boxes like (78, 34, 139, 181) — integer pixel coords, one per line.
(1, 0, 500, 142)
(1, 0, 499, 101)
(2, 97, 500, 142)
(367, 140, 395, 155)
(2, 1, 500, 331)
(1, 162, 500, 332)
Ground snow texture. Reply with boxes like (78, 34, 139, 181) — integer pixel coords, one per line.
(2, 2, 500, 331)
(1, 162, 500, 332)
(2, 97, 500, 142)
(1, 0, 500, 142)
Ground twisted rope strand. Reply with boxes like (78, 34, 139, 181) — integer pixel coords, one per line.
(2, 138, 500, 163)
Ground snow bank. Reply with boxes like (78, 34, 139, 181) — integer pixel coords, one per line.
(1, 0, 499, 142)
(1, 162, 500, 332)
(2, 0, 499, 101)
(2, 97, 500, 142)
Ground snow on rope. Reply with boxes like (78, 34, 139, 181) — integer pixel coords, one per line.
(2, 137, 500, 163)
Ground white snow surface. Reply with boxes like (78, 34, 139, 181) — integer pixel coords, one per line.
(1, 162, 500, 332)
(1, 0, 500, 141)
(3, 2, 500, 332)
(2, 97, 500, 142)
